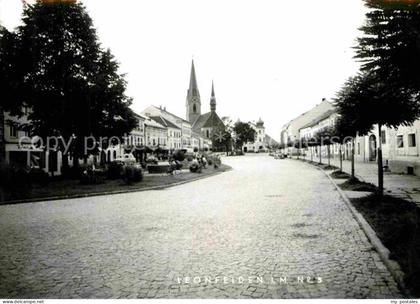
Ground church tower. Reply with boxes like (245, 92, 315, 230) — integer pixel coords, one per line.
(210, 81, 216, 112)
(186, 60, 201, 123)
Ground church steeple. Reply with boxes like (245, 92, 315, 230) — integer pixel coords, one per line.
(210, 80, 216, 112)
(186, 59, 201, 123)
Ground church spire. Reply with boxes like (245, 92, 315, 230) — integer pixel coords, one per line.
(186, 59, 201, 123)
(210, 80, 216, 112)
(188, 59, 200, 98)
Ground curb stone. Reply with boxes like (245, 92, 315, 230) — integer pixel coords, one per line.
(312, 163, 409, 297)
(292, 159, 408, 296)
(0, 166, 232, 206)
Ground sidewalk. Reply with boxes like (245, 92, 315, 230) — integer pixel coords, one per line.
(301, 153, 420, 206)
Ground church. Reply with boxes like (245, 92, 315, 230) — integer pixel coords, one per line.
(185, 60, 225, 141)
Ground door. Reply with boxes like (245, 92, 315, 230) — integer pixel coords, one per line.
(369, 135, 377, 161)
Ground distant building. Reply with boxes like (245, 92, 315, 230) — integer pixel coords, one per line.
(185, 60, 225, 147)
(3, 106, 62, 175)
(281, 99, 335, 155)
(243, 118, 267, 153)
(288, 98, 420, 176)
(149, 115, 182, 151)
(144, 116, 167, 148)
(141, 105, 193, 151)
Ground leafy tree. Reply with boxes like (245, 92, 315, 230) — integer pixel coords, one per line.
(335, 72, 415, 194)
(233, 121, 256, 152)
(211, 127, 232, 154)
(354, 1, 420, 195)
(333, 76, 374, 176)
(14, 1, 136, 169)
(312, 126, 335, 165)
(356, 0, 420, 103)
(0, 26, 25, 163)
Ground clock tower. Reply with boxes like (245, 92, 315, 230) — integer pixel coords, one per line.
(186, 60, 201, 123)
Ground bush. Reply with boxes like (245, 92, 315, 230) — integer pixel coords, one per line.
(172, 150, 185, 162)
(0, 163, 30, 189)
(212, 155, 222, 168)
(28, 168, 49, 186)
(122, 164, 143, 184)
(107, 161, 123, 179)
(189, 163, 202, 173)
(61, 166, 84, 179)
(80, 166, 104, 185)
(148, 164, 171, 174)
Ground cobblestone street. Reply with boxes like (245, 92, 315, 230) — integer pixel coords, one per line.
(0, 155, 401, 299)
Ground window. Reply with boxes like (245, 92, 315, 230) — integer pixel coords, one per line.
(397, 135, 404, 148)
(357, 142, 360, 155)
(193, 104, 197, 113)
(408, 133, 416, 147)
(381, 130, 386, 144)
(9, 125, 17, 138)
(206, 130, 210, 138)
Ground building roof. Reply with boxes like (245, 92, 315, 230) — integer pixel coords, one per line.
(192, 111, 225, 132)
(134, 112, 147, 120)
(265, 134, 279, 145)
(149, 116, 181, 130)
(192, 131, 202, 138)
(281, 99, 335, 136)
(299, 109, 337, 130)
(145, 117, 166, 129)
(143, 105, 191, 125)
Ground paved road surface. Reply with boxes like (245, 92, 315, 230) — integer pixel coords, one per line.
(0, 155, 400, 298)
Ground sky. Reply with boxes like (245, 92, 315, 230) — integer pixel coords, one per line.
(0, 0, 368, 140)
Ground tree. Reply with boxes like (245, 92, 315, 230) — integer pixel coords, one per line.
(354, 1, 420, 195)
(211, 127, 233, 154)
(333, 76, 374, 176)
(312, 126, 335, 166)
(12, 1, 136, 169)
(335, 72, 416, 194)
(233, 121, 256, 152)
(0, 25, 25, 163)
(356, 1, 420, 103)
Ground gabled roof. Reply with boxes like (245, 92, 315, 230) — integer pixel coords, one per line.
(203, 112, 225, 128)
(145, 118, 166, 129)
(149, 116, 181, 130)
(192, 111, 225, 132)
(192, 112, 211, 130)
(155, 105, 190, 124)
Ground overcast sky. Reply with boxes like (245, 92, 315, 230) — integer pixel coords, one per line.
(0, 0, 368, 140)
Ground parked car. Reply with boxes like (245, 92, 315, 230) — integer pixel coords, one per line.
(115, 153, 136, 165)
(274, 153, 286, 159)
(145, 155, 159, 164)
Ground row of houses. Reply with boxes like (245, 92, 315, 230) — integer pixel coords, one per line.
(2, 60, 225, 176)
(2, 104, 213, 176)
(280, 99, 420, 176)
